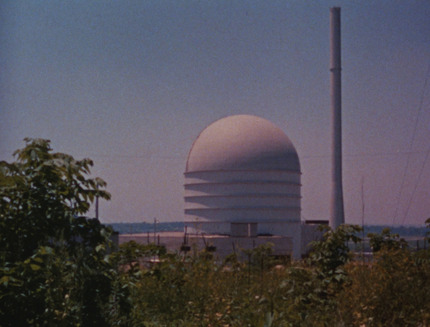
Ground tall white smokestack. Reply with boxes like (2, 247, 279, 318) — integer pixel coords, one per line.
(330, 7, 345, 229)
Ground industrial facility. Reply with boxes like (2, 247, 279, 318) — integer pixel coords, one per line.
(184, 114, 319, 259)
(120, 8, 344, 259)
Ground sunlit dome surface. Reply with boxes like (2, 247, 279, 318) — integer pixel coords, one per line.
(186, 115, 300, 172)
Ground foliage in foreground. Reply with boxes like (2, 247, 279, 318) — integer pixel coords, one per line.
(1, 139, 430, 326)
(115, 225, 430, 327)
(0, 138, 125, 326)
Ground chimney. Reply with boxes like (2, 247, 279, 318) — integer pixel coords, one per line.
(329, 7, 345, 229)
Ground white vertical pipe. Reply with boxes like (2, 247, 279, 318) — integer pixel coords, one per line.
(330, 7, 345, 229)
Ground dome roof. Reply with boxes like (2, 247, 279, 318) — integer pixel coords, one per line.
(186, 115, 300, 172)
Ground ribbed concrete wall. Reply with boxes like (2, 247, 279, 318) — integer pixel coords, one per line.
(184, 170, 301, 230)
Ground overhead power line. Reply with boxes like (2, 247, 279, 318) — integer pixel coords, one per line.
(393, 62, 430, 225)
(400, 62, 430, 225)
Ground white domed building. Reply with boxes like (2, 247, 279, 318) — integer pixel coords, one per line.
(120, 115, 325, 259)
(184, 115, 323, 259)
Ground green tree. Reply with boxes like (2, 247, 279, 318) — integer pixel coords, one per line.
(368, 227, 407, 252)
(280, 224, 363, 326)
(0, 138, 122, 326)
(309, 224, 362, 276)
(0, 138, 110, 261)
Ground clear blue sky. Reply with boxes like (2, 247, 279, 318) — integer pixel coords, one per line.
(1, 1, 429, 226)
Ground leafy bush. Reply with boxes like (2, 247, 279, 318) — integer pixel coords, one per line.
(0, 139, 126, 326)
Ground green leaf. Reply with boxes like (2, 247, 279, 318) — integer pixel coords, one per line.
(96, 244, 105, 253)
(30, 264, 41, 271)
(0, 275, 10, 286)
